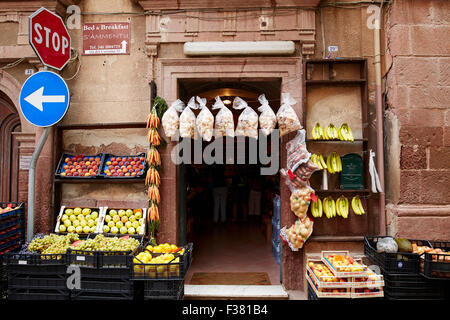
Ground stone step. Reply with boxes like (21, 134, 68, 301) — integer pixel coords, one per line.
(184, 285, 289, 300)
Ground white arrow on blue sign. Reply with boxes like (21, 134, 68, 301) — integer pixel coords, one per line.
(19, 71, 70, 127)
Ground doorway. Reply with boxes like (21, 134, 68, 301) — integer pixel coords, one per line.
(177, 79, 282, 285)
(0, 93, 21, 202)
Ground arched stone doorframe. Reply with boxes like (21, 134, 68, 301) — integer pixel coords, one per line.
(156, 56, 304, 290)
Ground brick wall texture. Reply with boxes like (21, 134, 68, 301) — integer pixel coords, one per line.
(386, 0, 450, 240)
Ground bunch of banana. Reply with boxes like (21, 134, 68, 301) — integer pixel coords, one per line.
(351, 196, 366, 215)
(312, 123, 324, 140)
(311, 197, 323, 218)
(336, 196, 349, 219)
(324, 124, 339, 140)
(338, 123, 354, 141)
(323, 196, 336, 219)
(310, 153, 327, 170)
(326, 152, 342, 174)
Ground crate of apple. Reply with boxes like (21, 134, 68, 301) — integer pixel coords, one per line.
(102, 153, 146, 178)
(56, 153, 104, 178)
(55, 207, 101, 235)
(102, 208, 146, 236)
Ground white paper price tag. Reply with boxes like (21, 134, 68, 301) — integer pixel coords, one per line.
(18, 260, 27, 265)
(76, 256, 85, 261)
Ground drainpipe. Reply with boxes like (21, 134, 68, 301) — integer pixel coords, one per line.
(374, 5, 386, 236)
(27, 126, 51, 241)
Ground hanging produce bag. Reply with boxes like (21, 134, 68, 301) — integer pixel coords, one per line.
(233, 96, 259, 139)
(162, 99, 185, 139)
(276, 92, 302, 136)
(257, 94, 277, 136)
(179, 96, 198, 139)
(280, 217, 314, 251)
(195, 96, 214, 142)
(212, 96, 235, 138)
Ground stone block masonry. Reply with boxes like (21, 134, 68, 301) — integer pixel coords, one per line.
(385, 0, 450, 240)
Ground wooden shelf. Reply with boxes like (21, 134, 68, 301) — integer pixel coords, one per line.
(313, 189, 370, 194)
(305, 79, 366, 85)
(309, 236, 365, 242)
(56, 122, 147, 130)
(306, 138, 368, 143)
(54, 178, 145, 184)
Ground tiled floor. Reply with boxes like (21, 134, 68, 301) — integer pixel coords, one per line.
(185, 219, 281, 285)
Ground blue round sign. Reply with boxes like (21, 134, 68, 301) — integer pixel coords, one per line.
(19, 71, 70, 127)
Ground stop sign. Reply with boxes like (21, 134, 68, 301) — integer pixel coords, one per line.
(29, 7, 71, 71)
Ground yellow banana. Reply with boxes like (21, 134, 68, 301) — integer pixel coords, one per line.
(331, 197, 336, 217)
(326, 154, 334, 174)
(352, 196, 361, 215)
(357, 197, 365, 215)
(336, 197, 342, 217)
(343, 197, 349, 218)
(317, 197, 323, 218)
(319, 154, 327, 169)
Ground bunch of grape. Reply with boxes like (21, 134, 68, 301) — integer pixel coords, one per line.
(70, 234, 140, 252)
(28, 233, 80, 254)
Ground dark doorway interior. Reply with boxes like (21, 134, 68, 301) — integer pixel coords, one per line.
(178, 79, 282, 285)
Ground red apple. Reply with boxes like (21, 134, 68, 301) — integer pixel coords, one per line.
(131, 172, 136, 177)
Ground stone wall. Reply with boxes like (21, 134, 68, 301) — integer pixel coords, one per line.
(384, 0, 450, 240)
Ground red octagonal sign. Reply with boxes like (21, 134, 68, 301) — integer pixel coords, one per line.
(29, 7, 71, 71)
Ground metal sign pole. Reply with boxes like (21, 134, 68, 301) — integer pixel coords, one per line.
(27, 126, 51, 242)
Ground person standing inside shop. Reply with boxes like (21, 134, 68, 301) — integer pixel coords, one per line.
(232, 166, 248, 222)
(212, 164, 227, 223)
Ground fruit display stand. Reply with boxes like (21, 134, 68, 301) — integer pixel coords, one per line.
(321, 251, 368, 278)
(306, 257, 384, 299)
(66, 234, 143, 300)
(132, 242, 194, 300)
(54, 205, 105, 236)
(100, 153, 147, 178)
(0, 202, 25, 255)
(419, 241, 450, 280)
(55, 153, 105, 179)
(303, 58, 375, 239)
(99, 207, 147, 236)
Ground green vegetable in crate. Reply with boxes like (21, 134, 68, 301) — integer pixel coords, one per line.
(395, 238, 413, 253)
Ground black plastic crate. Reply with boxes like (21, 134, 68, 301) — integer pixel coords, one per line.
(0, 256, 6, 300)
(364, 236, 431, 274)
(0, 202, 24, 222)
(421, 241, 450, 280)
(100, 153, 147, 178)
(70, 289, 133, 300)
(143, 278, 184, 300)
(8, 273, 67, 290)
(0, 217, 23, 232)
(0, 236, 22, 253)
(55, 153, 105, 179)
(67, 234, 143, 269)
(132, 243, 193, 280)
(8, 287, 69, 300)
(383, 273, 445, 300)
(6, 251, 67, 266)
(0, 226, 22, 242)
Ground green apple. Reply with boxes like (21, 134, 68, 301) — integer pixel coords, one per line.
(118, 209, 126, 217)
(125, 221, 132, 229)
(83, 226, 90, 233)
(132, 221, 139, 229)
(121, 216, 128, 224)
(120, 226, 127, 234)
(91, 211, 98, 219)
(111, 226, 118, 234)
(59, 225, 67, 232)
(69, 215, 76, 222)
(61, 214, 69, 221)
(103, 225, 110, 233)
(109, 209, 117, 217)
(108, 221, 115, 228)
(127, 227, 136, 235)
(113, 215, 120, 223)
(74, 207, 82, 215)
(129, 215, 136, 223)
(134, 212, 142, 220)
(136, 226, 144, 234)
(87, 219, 95, 227)
(72, 220, 80, 228)
(67, 226, 75, 233)
(105, 215, 111, 223)
(80, 220, 87, 227)
(65, 208, 74, 215)
(126, 209, 133, 217)
(82, 208, 91, 215)
(116, 221, 123, 229)
(75, 226, 83, 233)
(85, 214, 91, 221)
(64, 219, 71, 227)
(90, 226, 96, 233)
